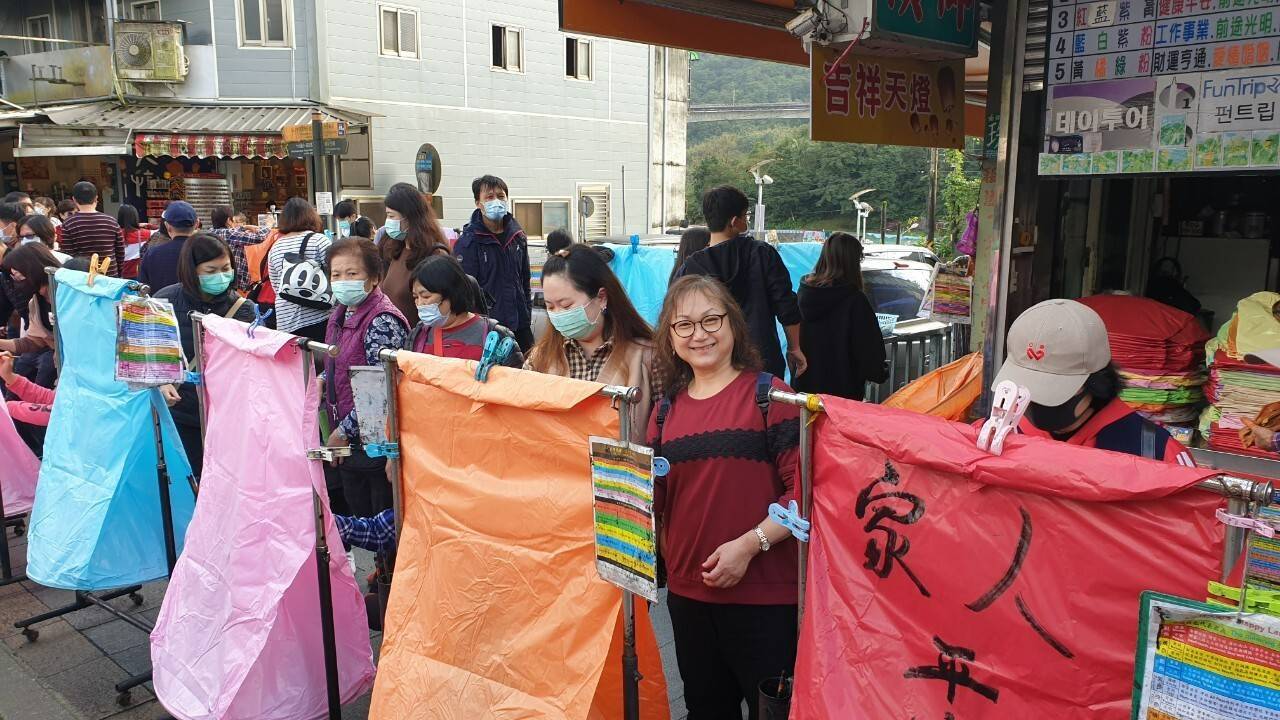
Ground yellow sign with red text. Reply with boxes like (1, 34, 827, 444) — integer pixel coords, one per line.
(281, 120, 347, 144)
(810, 46, 964, 149)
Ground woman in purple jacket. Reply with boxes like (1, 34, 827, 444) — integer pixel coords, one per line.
(323, 237, 408, 517)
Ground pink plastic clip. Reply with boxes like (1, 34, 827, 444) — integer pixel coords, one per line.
(1216, 508, 1276, 538)
(977, 381, 1031, 456)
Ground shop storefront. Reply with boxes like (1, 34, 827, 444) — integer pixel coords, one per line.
(1, 102, 369, 227)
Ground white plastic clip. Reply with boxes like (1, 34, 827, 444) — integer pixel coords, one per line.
(306, 446, 352, 462)
(977, 380, 1030, 456)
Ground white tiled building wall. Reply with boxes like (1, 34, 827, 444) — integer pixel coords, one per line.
(317, 0, 652, 234)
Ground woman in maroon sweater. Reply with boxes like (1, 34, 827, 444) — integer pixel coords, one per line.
(648, 274, 801, 719)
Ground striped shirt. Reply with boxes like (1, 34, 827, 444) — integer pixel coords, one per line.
(57, 211, 125, 276)
(266, 231, 332, 333)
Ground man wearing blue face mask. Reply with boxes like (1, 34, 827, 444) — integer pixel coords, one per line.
(455, 174, 534, 351)
(334, 200, 359, 239)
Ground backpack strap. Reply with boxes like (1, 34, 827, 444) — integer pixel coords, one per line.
(755, 371, 774, 429)
(297, 231, 313, 256)
(654, 393, 675, 458)
(1140, 420, 1160, 460)
(224, 296, 248, 319)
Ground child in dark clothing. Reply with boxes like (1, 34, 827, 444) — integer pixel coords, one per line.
(792, 232, 888, 400)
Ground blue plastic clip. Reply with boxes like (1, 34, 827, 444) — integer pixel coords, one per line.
(184, 371, 202, 386)
(247, 306, 273, 338)
(475, 330, 514, 382)
(653, 456, 670, 477)
(768, 500, 810, 542)
(364, 442, 400, 459)
(629, 233, 640, 255)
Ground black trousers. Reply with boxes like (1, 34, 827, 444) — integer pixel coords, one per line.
(175, 420, 204, 481)
(339, 446, 391, 518)
(666, 592, 798, 720)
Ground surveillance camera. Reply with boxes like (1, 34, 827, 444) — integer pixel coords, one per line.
(763, 175, 774, 185)
(785, 9, 819, 39)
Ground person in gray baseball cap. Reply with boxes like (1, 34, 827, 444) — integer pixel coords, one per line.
(995, 299, 1193, 464)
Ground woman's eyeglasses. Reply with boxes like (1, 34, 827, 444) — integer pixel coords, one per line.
(670, 313, 726, 338)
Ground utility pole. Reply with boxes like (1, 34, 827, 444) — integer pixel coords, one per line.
(881, 201, 888, 242)
(926, 148, 939, 249)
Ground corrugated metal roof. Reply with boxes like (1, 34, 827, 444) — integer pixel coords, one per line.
(44, 102, 369, 134)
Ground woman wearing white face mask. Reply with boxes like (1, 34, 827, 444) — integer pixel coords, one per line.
(525, 244, 657, 442)
(406, 254, 524, 366)
(323, 237, 409, 517)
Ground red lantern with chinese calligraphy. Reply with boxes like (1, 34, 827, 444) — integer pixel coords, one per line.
(792, 399, 1221, 719)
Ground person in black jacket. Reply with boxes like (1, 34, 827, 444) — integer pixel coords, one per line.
(793, 232, 887, 400)
(675, 186, 806, 379)
(155, 233, 256, 479)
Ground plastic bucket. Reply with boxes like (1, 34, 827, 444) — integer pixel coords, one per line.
(757, 675, 792, 720)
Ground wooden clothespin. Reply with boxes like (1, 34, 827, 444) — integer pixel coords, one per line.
(86, 254, 111, 286)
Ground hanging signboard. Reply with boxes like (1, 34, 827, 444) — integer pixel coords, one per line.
(1047, 0, 1280, 85)
(281, 120, 347, 144)
(1132, 591, 1280, 720)
(810, 45, 965, 149)
(870, 0, 979, 56)
(1040, 65, 1280, 173)
(589, 437, 658, 603)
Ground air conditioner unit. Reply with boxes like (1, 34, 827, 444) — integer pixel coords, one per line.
(113, 21, 188, 83)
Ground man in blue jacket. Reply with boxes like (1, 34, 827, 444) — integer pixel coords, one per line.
(455, 175, 533, 350)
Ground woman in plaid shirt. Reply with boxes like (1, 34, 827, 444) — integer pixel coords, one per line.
(525, 244, 659, 442)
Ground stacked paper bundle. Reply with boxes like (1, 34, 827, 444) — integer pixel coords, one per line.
(1201, 292, 1280, 458)
(115, 295, 185, 389)
(1203, 353, 1280, 457)
(1077, 295, 1209, 428)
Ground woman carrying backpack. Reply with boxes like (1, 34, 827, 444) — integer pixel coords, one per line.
(792, 232, 888, 400)
(155, 234, 257, 478)
(406, 254, 524, 366)
(267, 198, 333, 342)
(648, 274, 801, 719)
(323, 236, 409, 518)
(379, 183, 452, 326)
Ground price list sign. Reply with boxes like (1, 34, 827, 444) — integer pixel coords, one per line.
(1049, 0, 1280, 85)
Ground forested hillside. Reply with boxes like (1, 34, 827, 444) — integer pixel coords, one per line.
(685, 54, 979, 251)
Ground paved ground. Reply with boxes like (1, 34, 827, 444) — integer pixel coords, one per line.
(0, 524, 689, 720)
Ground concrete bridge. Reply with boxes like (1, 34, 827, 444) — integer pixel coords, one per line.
(687, 102, 809, 123)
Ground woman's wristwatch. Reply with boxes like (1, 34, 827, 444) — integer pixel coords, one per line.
(754, 526, 770, 553)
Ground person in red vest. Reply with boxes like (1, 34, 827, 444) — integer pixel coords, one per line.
(994, 299, 1194, 465)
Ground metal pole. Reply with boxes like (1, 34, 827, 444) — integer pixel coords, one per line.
(303, 347, 343, 720)
(311, 109, 325, 231)
(926, 148, 939, 249)
(191, 313, 208, 442)
(613, 386, 641, 720)
(151, 402, 178, 572)
(978, 0, 1031, 412)
(381, 352, 404, 543)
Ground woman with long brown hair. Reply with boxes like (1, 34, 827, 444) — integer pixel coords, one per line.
(379, 182, 451, 324)
(525, 244, 656, 441)
(793, 231, 887, 399)
(648, 274, 801, 719)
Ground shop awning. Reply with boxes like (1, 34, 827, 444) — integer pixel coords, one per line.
(132, 133, 288, 159)
(14, 124, 131, 157)
(28, 101, 371, 159)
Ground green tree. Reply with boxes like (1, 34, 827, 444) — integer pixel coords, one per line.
(936, 141, 981, 259)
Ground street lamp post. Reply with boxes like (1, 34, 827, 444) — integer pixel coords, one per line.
(749, 159, 777, 239)
(850, 188, 876, 240)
